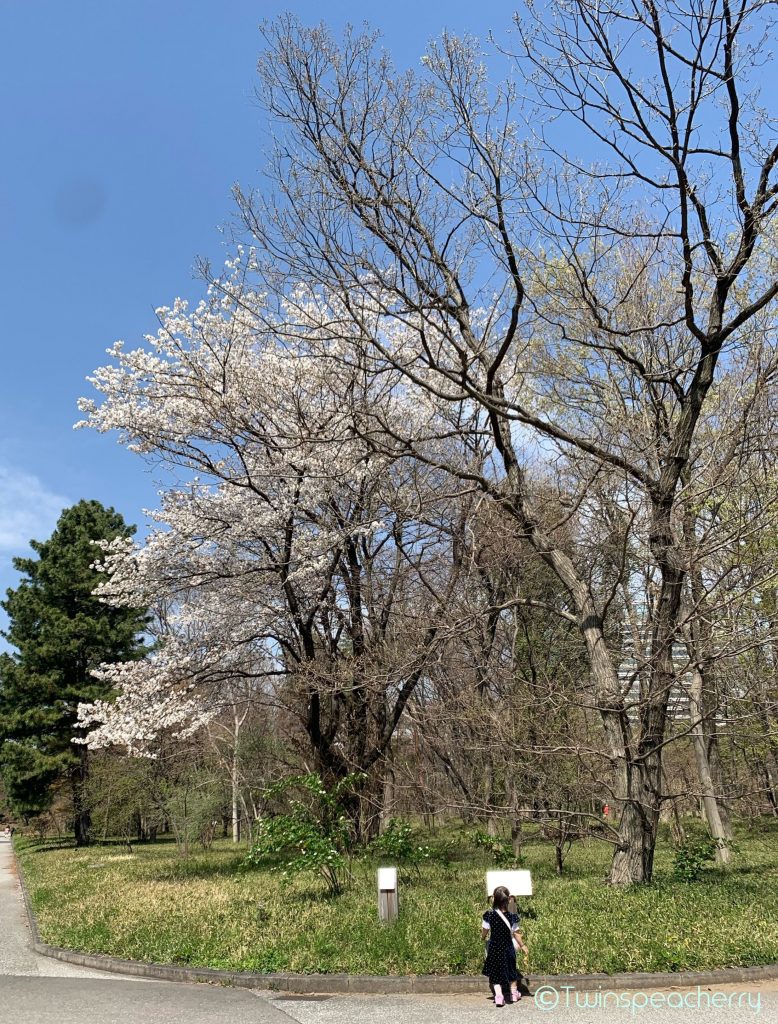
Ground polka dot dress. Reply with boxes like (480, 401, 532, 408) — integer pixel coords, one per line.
(482, 909, 521, 989)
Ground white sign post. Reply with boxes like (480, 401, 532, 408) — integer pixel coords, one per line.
(377, 866, 399, 924)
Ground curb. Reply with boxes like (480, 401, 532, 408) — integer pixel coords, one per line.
(13, 845, 778, 996)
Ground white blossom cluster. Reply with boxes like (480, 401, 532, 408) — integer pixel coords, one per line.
(75, 261, 454, 751)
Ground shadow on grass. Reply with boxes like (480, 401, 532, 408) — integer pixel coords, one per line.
(148, 859, 247, 882)
(16, 837, 75, 854)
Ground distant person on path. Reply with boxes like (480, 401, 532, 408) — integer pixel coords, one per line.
(481, 885, 528, 1007)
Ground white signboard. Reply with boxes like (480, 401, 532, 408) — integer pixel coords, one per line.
(377, 866, 398, 891)
(486, 869, 533, 898)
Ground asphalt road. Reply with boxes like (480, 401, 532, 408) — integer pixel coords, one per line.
(2, 838, 776, 1023)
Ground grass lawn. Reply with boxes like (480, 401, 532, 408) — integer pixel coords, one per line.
(14, 820, 778, 976)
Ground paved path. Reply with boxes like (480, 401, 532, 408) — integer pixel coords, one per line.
(268, 981, 777, 1023)
(0, 838, 116, 982)
(2, 837, 776, 1022)
(0, 837, 289, 1023)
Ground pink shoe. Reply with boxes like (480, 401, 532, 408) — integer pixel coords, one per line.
(494, 991, 505, 1007)
(511, 990, 521, 1002)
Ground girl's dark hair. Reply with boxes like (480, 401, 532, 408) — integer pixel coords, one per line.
(492, 885, 510, 911)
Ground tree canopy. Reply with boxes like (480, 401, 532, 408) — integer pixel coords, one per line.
(0, 499, 148, 841)
(74, 2, 778, 881)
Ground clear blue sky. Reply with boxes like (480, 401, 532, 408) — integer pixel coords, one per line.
(0, 1, 517, 638)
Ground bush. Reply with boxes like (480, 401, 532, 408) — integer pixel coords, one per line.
(244, 773, 363, 895)
(473, 828, 518, 867)
(370, 818, 433, 865)
(245, 814, 347, 895)
(672, 835, 717, 881)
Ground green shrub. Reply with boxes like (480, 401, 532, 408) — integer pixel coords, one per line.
(672, 835, 717, 881)
(370, 818, 415, 860)
(473, 828, 518, 866)
(243, 772, 363, 895)
(245, 814, 348, 895)
(370, 818, 434, 866)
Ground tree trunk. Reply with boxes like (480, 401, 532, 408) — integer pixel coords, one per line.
(661, 769, 686, 844)
(71, 745, 91, 847)
(545, 536, 655, 883)
(379, 762, 395, 834)
(583, 622, 656, 885)
(705, 729, 732, 839)
(765, 766, 778, 816)
(484, 766, 500, 837)
(509, 782, 522, 858)
(358, 771, 383, 844)
(756, 704, 778, 814)
(102, 797, 111, 842)
(498, 413, 664, 884)
(608, 797, 652, 886)
(683, 501, 732, 842)
(670, 800, 686, 846)
(612, 497, 689, 885)
(231, 746, 241, 843)
(689, 668, 731, 865)
(240, 792, 259, 841)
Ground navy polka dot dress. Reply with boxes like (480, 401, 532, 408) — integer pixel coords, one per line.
(482, 908, 521, 989)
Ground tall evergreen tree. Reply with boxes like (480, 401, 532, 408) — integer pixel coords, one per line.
(0, 500, 147, 844)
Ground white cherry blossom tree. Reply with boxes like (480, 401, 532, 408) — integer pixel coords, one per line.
(77, 265, 467, 834)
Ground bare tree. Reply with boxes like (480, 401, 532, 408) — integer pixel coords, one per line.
(235, 5, 778, 882)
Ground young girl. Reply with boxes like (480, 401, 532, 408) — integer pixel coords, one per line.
(481, 885, 528, 1006)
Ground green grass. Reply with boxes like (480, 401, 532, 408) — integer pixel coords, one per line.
(14, 820, 778, 976)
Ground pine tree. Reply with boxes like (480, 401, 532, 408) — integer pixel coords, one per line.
(0, 500, 147, 844)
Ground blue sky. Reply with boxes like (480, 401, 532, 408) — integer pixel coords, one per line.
(0, 1, 517, 639)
